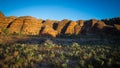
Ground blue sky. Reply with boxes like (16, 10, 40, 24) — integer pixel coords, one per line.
(0, 0, 120, 20)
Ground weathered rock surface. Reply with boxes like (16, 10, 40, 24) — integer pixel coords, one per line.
(0, 16, 17, 28)
(74, 20, 84, 35)
(0, 16, 17, 34)
(8, 17, 24, 34)
(56, 19, 69, 34)
(65, 21, 77, 34)
(102, 17, 120, 25)
(92, 21, 106, 32)
(40, 26, 58, 37)
(0, 11, 120, 37)
(21, 16, 42, 35)
(114, 24, 120, 30)
(42, 19, 58, 27)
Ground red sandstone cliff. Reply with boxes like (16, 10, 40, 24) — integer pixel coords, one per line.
(0, 12, 120, 37)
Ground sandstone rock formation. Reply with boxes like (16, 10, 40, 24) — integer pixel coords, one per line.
(0, 11, 4, 17)
(40, 26, 58, 37)
(102, 17, 120, 25)
(56, 19, 69, 34)
(74, 20, 84, 35)
(21, 16, 42, 35)
(0, 11, 120, 37)
(114, 24, 120, 30)
(65, 21, 77, 34)
(92, 21, 106, 32)
(42, 19, 57, 27)
(95, 21, 106, 29)
(8, 17, 24, 34)
(0, 16, 17, 34)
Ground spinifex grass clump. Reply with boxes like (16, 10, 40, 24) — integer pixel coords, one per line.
(0, 42, 120, 68)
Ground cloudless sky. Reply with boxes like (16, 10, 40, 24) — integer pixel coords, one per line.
(0, 0, 120, 20)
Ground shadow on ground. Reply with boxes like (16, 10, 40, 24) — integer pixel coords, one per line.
(1, 35, 118, 46)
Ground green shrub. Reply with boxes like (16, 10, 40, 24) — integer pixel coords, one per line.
(2, 28, 9, 36)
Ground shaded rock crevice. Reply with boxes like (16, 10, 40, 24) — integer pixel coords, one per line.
(6, 18, 17, 28)
(61, 21, 71, 34)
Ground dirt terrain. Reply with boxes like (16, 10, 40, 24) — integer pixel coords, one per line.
(0, 34, 119, 46)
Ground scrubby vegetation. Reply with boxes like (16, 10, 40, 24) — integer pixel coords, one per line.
(0, 41, 120, 68)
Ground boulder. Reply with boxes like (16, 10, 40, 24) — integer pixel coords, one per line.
(65, 21, 77, 34)
(40, 26, 58, 37)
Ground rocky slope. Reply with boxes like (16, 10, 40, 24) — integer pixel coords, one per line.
(0, 11, 120, 37)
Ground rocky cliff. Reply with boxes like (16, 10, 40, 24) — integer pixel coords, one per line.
(0, 12, 120, 37)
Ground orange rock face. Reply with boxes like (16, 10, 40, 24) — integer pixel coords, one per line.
(0, 16, 17, 28)
(0, 16, 17, 34)
(8, 17, 24, 34)
(40, 26, 58, 37)
(77, 20, 84, 26)
(90, 19, 98, 27)
(0, 11, 120, 37)
(114, 24, 120, 30)
(65, 21, 77, 34)
(56, 19, 69, 34)
(21, 16, 42, 35)
(94, 21, 106, 30)
(74, 20, 84, 35)
(0, 17, 7, 28)
(42, 19, 57, 27)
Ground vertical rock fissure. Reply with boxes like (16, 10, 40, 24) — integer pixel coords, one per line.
(20, 19, 26, 35)
(61, 21, 71, 34)
(53, 23, 58, 30)
(6, 19, 17, 28)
